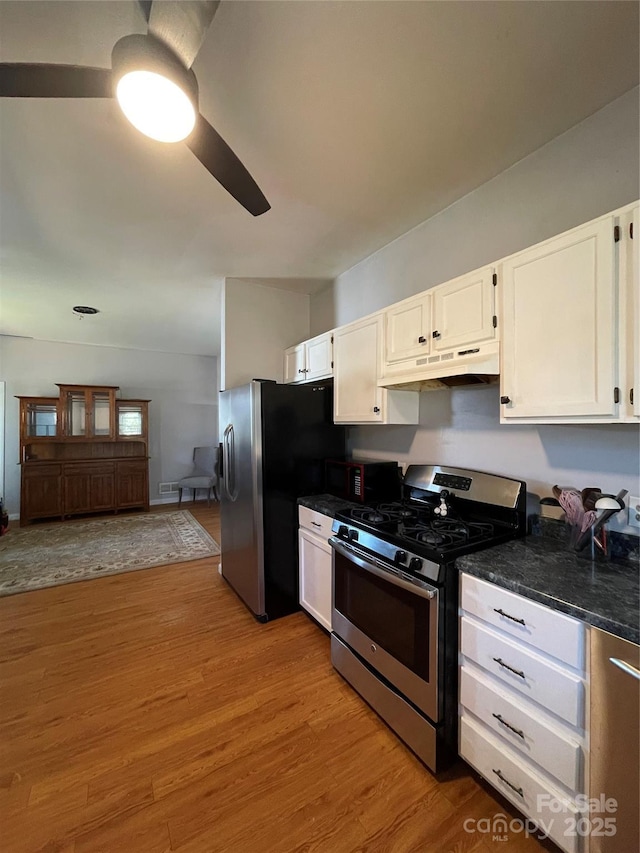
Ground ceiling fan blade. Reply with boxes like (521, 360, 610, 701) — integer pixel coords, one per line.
(0, 64, 112, 98)
(137, 0, 153, 24)
(147, 1, 220, 69)
(186, 114, 270, 217)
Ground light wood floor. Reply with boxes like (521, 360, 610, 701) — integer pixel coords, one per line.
(0, 502, 551, 852)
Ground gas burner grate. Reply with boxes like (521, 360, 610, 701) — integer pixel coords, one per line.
(402, 526, 455, 548)
(402, 518, 495, 550)
(350, 507, 392, 526)
(376, 503, 421, 522)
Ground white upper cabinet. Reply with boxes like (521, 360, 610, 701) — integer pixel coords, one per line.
(306, 332, 333, 381)
(618, 202, 639, 421)
(284, 331, 333, 384)
(284, 343, 306, 384)
(632, 203, 639, 418)
(380, 266, 499, 386)
(432, 267, 496, 351)
(500, 213, 619, 422)
(333, 313, 419, 424)
(385, 292, 431, 363)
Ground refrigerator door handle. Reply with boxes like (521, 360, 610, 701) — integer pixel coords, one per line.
(222, 424, 238, 501)
(229, 424, 238, 501)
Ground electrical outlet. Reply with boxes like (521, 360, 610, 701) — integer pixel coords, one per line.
(628, 496, 640, 529)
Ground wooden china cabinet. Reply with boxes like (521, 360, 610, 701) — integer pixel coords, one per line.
(18, 384, 150, 526)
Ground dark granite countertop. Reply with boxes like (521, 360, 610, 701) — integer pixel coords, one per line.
(458, 536, 640, 645)
(297, 494, 359, 519)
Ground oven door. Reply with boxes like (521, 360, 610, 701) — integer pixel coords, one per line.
(330, 537, 440, 722)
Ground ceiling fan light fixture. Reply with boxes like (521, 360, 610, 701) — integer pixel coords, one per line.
(112, 34, 198, 144)
(116, 70, 195, 142)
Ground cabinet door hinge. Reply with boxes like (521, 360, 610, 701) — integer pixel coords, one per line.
(614, 386, 620, 404)
(331, 361, 333, 369)
(331, 335, 334, 343)
(614, 225, 621, 242)
(492, 273, 497, 286)
(492, 315, 498, 328)
(631, 222, 634, 239)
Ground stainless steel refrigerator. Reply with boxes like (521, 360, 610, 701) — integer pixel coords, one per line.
(219, 380, 345, 621)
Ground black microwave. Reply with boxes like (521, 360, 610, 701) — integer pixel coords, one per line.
(325, 458, 401, 503)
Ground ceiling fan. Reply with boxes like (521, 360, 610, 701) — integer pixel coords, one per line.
(0, 0, 270, 216)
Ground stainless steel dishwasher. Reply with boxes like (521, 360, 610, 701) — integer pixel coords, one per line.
(589, 627, 640, 853)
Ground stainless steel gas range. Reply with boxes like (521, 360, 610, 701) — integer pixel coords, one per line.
(329, 464, 527, 774)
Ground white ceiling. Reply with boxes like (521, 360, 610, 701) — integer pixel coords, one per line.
(1, 0, 638, 357)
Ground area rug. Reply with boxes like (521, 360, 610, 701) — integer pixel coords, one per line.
(0, 511, 221, 597)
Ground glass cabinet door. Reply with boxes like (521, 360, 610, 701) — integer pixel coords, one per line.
(66, 391, 87, 436)
(90, 391, 113, 437)
(24, 401, 59, 438)
(117, 404, 143, 437)
(117, 402, 147, 440)
(57, 386, 117, 440)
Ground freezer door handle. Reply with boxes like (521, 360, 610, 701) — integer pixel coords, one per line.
(610, 657, 640, 681)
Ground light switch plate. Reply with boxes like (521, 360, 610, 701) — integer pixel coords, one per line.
(628, 496, 640, 529)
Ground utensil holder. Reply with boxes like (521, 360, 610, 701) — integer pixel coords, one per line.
(571, 523, 609, 560)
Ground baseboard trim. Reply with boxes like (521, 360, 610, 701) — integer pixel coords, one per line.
(8, 500, 215, 519)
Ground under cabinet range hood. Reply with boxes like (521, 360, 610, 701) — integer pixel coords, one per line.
(378, 341, 500, 391)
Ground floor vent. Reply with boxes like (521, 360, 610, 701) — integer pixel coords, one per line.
(159, 482, 179, 495)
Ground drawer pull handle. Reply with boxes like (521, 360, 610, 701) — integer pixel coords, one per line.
(493, 607, 526, 626)
(492, 713, 525, 740)
(493, 657, 525, 679)
(492, 768, 524, 799)
(311, 522, 322, 528)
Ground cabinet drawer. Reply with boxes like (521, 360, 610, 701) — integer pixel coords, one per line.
(23, 464, 62, 477)
(461, 574, 584, 669)
(116, 460, 147, 472)
(460, 713, 581, 853)
(298, 506, 334, 539)
(461, 616, 584, 727)
(460, 664, 582, 792)
(64, 463, 115, 476)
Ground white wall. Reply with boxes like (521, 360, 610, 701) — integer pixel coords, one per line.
(321, 87, 639, 324)
(348, 388, 639, 534)
(221, 278, 310, 390)
(312, 88, 640, 533)
(0, 336, 218, 516)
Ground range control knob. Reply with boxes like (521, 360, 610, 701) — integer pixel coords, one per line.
(394, 550, 408, 565)
(337, 525, 349, 539)
(409, 557, 423, 572)
(348, 529, 359, 542)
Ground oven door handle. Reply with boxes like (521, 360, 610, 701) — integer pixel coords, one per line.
(330, 538, 437, 600)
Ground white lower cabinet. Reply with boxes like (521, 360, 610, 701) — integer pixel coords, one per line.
(460, 713, 581, 853)
(460, 617, 584, 726)
(298, 506, 333, 631)
(460, 665, 582, 792)
(459, 573, 588, 853)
